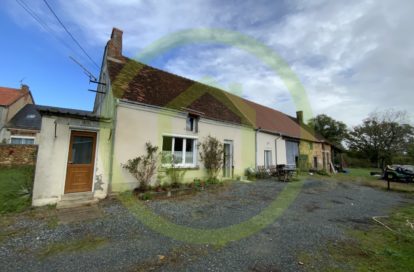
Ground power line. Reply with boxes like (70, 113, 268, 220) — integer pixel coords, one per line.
(69, 56, 97, 81)
(16, 0, 72, 50)
(42, 0, 100, 69)
(15, 0, 90, 66)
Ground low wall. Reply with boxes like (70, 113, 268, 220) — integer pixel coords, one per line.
(0, 144, 38, 166)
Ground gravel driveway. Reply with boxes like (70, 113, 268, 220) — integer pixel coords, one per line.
(0, 179, 412, 272)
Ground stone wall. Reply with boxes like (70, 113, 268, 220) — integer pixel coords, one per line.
(299, 141, 332, 171)
(0, 144, 38, 166)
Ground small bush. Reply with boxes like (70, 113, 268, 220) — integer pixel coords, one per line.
(245, 167, 256, 181)
(162, 153, 187, 185)
(206, 177, 220, 185)
(140, 192, 152, 201)
(199, 136, 224, 180)
(123, 142, 159, 191)
(193, 178, 203, 188)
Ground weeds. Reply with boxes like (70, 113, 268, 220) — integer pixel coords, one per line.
(0, 166, 34, 214)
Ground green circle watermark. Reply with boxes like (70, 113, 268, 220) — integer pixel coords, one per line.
(105, 28, 312, 246)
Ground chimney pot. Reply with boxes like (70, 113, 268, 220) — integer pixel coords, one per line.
(107, 27, 123, 59)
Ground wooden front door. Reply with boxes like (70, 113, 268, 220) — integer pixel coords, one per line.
(65, 131, 97, 193)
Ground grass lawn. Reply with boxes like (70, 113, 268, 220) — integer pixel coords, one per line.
(308, 168, 414, 193)
(299, 204, 414, 272)
(0, 166, 34, 214)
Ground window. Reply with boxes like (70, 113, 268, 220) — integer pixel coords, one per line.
(71, 136, 93, 164)
(186, 115, 198, 132)
(162, 136, 197, 166)
(264, 150, 272, 168)
(10, 136, 35, 145)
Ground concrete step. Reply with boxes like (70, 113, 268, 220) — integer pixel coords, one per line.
(61, 192, 94, 201)
(57, 198, 99, 209)
(57, 205, 103, 224)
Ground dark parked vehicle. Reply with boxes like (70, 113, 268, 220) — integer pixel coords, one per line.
(383, 165, 414, 183)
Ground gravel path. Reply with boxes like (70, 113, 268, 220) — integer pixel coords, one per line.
(0, 179, 412, 272)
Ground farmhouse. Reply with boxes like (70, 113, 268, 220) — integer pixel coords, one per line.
(32, 28, 332, 206)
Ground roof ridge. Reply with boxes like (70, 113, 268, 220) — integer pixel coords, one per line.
(0, 86, 20, 91)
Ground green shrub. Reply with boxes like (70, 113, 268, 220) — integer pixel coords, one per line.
(122, 142, 159, 191)
(140, 192, 152, 201)
(162, 153, 187, 185)
(193, 178, 203, 188)
(245, 168, 256, 181)
(199, 136, 224, 180)
(206, 177, 220, 185)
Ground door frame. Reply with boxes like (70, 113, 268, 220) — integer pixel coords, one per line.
(64, 130, 97, 194)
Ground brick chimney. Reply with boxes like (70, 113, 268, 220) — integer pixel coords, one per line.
(107, 28, 123, 59)
(296, 110, 304, 124)
(21, 84, 30, 94)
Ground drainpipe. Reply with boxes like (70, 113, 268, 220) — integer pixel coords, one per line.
(255, 128, 261, 169)
(108, 98, 119, 194)
(274, 132, 282, 165)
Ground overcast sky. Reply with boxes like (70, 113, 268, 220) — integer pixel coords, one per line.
(2, 0, 413, 126)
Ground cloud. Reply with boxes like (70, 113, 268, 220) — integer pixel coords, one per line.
(6, 0, 414, 126)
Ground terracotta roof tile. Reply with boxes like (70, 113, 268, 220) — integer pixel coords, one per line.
(0, 87, 25, 106)
(107, 58, 251, 126)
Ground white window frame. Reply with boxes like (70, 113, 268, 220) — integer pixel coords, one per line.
(162, 135, 198, 167)
(10, 136, 35, 145)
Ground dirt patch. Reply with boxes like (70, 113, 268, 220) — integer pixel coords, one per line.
(329, 217, 374, 230)
(57, 205, 103, 224)
(38, 235, 109, 259)
(304, 202, 321, 213)
(127, 244, 213, 272)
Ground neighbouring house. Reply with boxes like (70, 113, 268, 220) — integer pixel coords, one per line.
(0, 85, 38, 144)
(32, 27, 333, 207)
